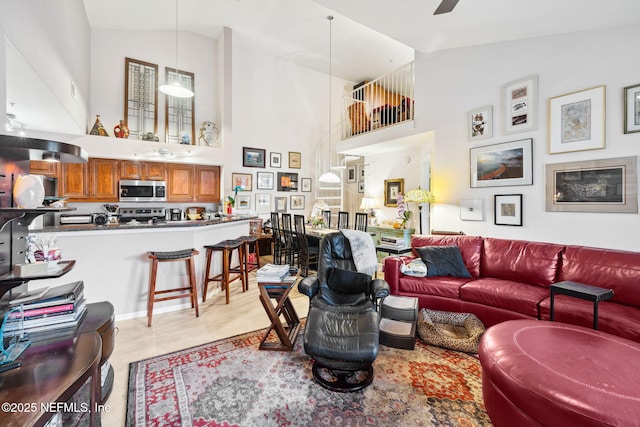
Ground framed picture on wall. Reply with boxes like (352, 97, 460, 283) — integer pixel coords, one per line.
(256, 172, 274, 190)
(231, 173, 252, 191)
(468, 105, 493, 141)
(494, 194, 523, 226)
(290, 195, 305, 210)
(548, 85, 605, 154)
(243, 147, 266, 168)
(470, 138, 533, 188)
(347, 165, 357, 183)
(358, 182, 365, 193)
(624, 83, 640, 134)
(384, 178, 404, 207)
(301, 178, 312, 192)
(236, 195, 251, 210)
(288, 152, 301, 169)
(270, 152, 282, 168)
(460, 199, 484, 221)
(274, 196, 287, 212)
(255, 193, 271, 214)
(502, 75, 538, 134)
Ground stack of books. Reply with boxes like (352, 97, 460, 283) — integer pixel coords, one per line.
(378, 236, 407, 249)
(2, 281, 87, 342)
(257, 263, 292, 283)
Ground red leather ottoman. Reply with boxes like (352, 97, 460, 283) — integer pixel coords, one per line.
(479, 320, 640, 427)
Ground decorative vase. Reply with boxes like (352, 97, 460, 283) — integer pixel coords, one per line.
(226, 204, 233, 215)
(13, 175, 45, 208)
(114, 120, 129, 138)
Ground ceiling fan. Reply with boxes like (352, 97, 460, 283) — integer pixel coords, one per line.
(434, 0, 460, 15)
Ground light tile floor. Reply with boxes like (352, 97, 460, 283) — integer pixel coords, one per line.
(101, 276, 310, 426)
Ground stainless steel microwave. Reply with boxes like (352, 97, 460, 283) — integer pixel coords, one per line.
(119, 180, 167, 202)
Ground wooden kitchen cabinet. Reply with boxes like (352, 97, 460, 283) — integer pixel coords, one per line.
(30, 160, 59, 177)
(89, 158, 119, 201)
(194, 165, 220, 202)
(120, 160, 166, 181)
(167, 164, 195, 202)
(59, 162, 88, 199)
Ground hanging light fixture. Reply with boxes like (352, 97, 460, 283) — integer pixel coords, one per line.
(159, 0, 194, 98)
(319, 15, 341, 184)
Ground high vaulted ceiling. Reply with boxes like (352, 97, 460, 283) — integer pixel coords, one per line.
(84, 0, 640, 82)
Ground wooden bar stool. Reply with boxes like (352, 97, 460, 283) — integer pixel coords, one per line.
(202, 239, 247, 304)
(147, 248, 199, 327)
(238, 235, 261, 285)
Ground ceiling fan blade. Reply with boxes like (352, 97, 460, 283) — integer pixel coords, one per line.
(434, 0, 460, 15)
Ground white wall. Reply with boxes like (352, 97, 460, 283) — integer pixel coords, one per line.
(414, 24, 640, 251)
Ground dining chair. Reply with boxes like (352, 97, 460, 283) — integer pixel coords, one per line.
(270, 212, 284, 264)
(322, 210, 332, 228)
(294, 214, 319, 276)
(354, 212, 368, 232)
(281, 213, 298, 267)
(337, 211, 349, 230)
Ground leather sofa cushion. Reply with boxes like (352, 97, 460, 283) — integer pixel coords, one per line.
(411, 235, 483, 278)
(398, 275, 472, 298)
(460, 278, 549, 317)
(415, 246, 472, 278)
(481, 238, 564, 287)
(559, 245, 640, 308)
(539, 296, 640, 342)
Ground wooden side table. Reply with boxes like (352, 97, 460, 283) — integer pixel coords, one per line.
(257, 278, 300, 351)
(550, 281, 614, 330)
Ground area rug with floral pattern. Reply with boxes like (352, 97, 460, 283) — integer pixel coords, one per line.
(126, 325, 491, 426)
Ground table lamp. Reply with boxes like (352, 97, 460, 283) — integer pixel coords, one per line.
(404, 187, 435, 234)
(360, 197, 377, 224)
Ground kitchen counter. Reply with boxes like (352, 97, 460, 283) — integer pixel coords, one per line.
(23, 216, 258, 318)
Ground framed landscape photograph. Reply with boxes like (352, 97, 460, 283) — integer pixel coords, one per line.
(236, 195, 251, 210)
(290, 195, 305, 210)
(274, 196, 287, 213)
(503, 75, 538, 134)
(288, 152, 301, 169)
(494, 194, 522, 226)
(549, 85, 606, 154)
(231, 173, 252, 191)
(301, 177, 312, 192)
(470, 138, 533, 188)
(255, 193, 271, 214)
(624, 83, 640, 134)
(468, 105, 493, 141)
(545, 156, 638, 213)
(243, 147, 266, 168)
(256, 172, 274, 190)
(270, 152, 282, 168)
(384, 178, 404, 207)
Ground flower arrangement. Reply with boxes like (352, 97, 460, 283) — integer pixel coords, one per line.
(310, 216, 326, 227)
(226, 186, 243, 208)
(396, 193, 412, 228)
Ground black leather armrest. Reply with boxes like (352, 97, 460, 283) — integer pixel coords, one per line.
(298, 276, 319, 298)
(370, 278, 390, 299)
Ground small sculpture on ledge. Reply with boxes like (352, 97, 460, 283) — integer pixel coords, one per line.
(114, 120, 130, 139)
(89, 115, 109, 137)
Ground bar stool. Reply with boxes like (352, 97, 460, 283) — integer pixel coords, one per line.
(237, 235, 260, 285)
(147, 248, 199, 327)
(202, 239, 247, 304)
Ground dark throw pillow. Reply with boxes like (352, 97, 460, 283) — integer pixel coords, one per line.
(415, 246, 472, 278)
(327, 268, 371, 294)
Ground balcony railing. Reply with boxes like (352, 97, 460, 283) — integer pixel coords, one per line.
(341, 62, 414, 140)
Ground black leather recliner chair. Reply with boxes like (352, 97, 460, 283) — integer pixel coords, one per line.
(298, 232, 390, 391)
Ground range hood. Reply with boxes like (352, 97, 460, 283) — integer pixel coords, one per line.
(0, 134, 88, 163)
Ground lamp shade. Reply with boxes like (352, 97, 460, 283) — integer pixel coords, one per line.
(404, 187, 435, 203)
(319, 171, 341, 183)
(159, 82, 194, 98)
(359, 197, 376, 210)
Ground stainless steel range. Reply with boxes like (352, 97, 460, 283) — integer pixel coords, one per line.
(119, 207, 166, 223)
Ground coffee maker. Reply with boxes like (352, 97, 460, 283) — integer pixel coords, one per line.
(169, 208, 182, 221)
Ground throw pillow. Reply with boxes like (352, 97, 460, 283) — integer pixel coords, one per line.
(415, 246, 472, 278)
(327, 268, 371, 294)
(400, 258, 428, 277)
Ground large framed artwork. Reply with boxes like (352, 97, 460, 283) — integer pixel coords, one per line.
(470, 138, 533, 188)
(494, 194, 522, 226)
(468, 105, 493, 141)
(545, 156, 638, 213)
(502, 75, 538, 134)
(549, 85, 606, 154)
(384, 178, 404, 207)
(624, 83, 640, 134)
(243, 147, 266, 168)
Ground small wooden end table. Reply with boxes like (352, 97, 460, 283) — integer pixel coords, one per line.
(258, 277, 301, 351)
(550, 281, 614, 330)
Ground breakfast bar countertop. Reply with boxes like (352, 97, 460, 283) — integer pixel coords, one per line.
(30, 214, 257, 233)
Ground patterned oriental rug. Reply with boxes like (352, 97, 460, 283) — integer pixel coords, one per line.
(126, 326, 492, 427)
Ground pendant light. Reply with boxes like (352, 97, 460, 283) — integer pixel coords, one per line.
(319, 16, 341, 184)
(159, 0, 194, 98)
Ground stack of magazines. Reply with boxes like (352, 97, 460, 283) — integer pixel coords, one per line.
(378, 236, 407, 249)
(2, 281, 87, 342)
(256, 263, 292, 283)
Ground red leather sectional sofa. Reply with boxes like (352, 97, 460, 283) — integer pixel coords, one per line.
(383, 235, 640, 343)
